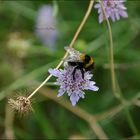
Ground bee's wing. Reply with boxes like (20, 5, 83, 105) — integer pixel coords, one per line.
(64, 46, 81, 60)
(64, 47, 81, 68)
(65, 46, 81, 56)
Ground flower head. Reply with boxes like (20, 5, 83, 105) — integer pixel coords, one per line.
(94, 0, 128, 23)
(35, 5, 58, 48)
(8, 96, 33, 114)
(49, 67, 99, 106)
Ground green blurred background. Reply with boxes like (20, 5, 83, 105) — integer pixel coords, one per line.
(0, 0, 140, 139)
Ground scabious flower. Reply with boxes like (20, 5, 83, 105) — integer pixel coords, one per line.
(49, 67, 99, 106)
(48, 47, 99, 106)
(94, 0, 128, 23)
(35, 5, 58, 48)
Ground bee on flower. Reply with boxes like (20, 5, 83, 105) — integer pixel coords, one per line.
(49, 47, 99, 106)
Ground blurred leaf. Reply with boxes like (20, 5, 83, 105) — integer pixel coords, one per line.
(34, 104, 57, 138)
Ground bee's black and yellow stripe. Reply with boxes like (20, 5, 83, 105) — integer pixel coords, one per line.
(68, 53, 94, 80)
(80, 54, 94, 71)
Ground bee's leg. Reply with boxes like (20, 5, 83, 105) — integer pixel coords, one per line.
(72, 67, 85, 80)
(68, 62, 77, 66)
(72, 66, 79, 81)
(80, 68, 85, 79)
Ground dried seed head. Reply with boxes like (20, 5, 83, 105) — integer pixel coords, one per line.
(8, 96, 33, 115)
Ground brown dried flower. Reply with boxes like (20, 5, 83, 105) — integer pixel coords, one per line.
(8, 96, 33, 114)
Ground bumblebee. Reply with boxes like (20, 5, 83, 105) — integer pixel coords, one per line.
(68, 54, 94, 80)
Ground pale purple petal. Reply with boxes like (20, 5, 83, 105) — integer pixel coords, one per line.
(88, 84, 99, 91)
(94, 3, 101, 9)
(89, 81, 96, 85)
(119, 10, 128, 17)
(84, 72, 93, 80)
(54, 81, 60, 85)
(48, 68, 61, 77)
(110, 13, 116, 22)
(115, 11, 120, 20)
(70, 93, 80, 106)
(118, 4, 127, 10)
(99, 14, 104, 23)
(57, 88, 65, 97)
(78, 91, 85, 98)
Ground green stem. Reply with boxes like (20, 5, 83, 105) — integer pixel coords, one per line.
(99, 0, 138, 136)
(124, 108, 139, 135)
(101, 5, 117, 98)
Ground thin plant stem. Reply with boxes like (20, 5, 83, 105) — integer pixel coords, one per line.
(5, 103, 15, 139)
(99, 0, 138, 135)
(27, 0, 94, 100)
(95, 92, 140, 121)
(124, 108, 139, 135)
(99, 1, 117, 97)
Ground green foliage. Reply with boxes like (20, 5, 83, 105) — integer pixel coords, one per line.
(0, 0, 140, 139)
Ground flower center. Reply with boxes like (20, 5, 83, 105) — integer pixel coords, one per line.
(107, 0, 116, 7)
